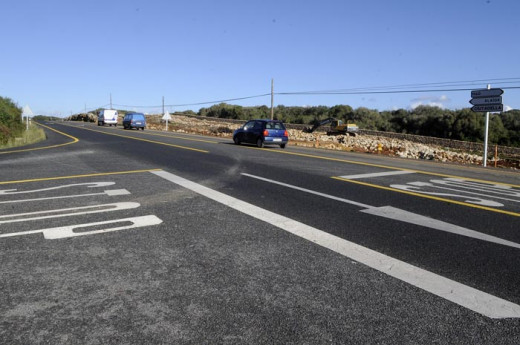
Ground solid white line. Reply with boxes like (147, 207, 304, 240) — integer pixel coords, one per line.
(152, 170, 520, 319)
(339, 170, 416, 179)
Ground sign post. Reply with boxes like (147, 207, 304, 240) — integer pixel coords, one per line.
(470, 86, 504, 167)
(162, 111, 172, 131)
(22, 105, 34, 131)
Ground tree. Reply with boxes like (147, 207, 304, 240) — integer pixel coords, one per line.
(452, 108, 485, 141)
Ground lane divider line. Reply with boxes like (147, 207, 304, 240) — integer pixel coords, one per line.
(152, 169, 520, 319)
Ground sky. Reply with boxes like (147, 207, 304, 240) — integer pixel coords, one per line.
(1, 0, 520, 116)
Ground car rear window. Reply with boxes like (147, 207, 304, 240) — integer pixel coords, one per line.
(266, 122, 285, 130)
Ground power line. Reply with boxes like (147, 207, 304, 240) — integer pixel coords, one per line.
(112, 93, 271, 109)
(74, 79, 520, 114)
(277, 86, 520, 96)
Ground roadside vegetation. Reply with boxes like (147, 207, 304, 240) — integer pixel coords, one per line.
(196, 103, 520, 148)
(69, 102, 520, 148)
(0, 96, 46, 149)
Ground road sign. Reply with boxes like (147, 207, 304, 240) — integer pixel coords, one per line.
(471, 104, 503, 112)
(469, 96, 502, 106)
(162, 111, 171, 121)
(471, 88, 504, 98)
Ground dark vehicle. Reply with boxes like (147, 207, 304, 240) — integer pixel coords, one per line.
(123, 112, 146, 130)
(233, 119, 289, 148)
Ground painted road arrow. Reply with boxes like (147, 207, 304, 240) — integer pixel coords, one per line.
(472, 104, 504, 112)
(471, 88, 504, 98)
(469, 96, 502, 106)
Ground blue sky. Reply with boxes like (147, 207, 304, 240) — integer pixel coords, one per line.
(2, 0, 519, 116)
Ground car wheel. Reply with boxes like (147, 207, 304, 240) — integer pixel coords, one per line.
(233, 136, 240, 145)
(280, 144, 286, 149)
(141, 127, 145, 130)
(256, 138, 264, 148)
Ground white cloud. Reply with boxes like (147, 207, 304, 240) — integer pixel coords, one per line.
(410, 101, 445, 109)
(504, 105, 512, 111)
(409, 94, 451, 109)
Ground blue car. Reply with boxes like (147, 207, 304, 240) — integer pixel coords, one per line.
(233, 119, 289, 148)
(123, 112, 146, 130)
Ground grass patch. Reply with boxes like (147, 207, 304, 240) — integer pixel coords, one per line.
(0, 123, 46, 149)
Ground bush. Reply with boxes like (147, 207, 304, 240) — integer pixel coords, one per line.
(0, 96, 23, 144)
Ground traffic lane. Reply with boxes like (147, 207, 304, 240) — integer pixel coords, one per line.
(1, 171, 519, 344)
(220, 164, 520, 305)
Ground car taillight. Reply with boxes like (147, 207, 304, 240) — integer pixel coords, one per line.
(284, 130, 288, 137)
(263, 130, 269, 136)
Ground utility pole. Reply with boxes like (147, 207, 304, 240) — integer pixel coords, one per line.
(270, 78, 274, 120)
(162, 96, 165, 115)
(110, 93, 113, 109)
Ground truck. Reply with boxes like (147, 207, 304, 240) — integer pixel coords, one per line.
(303, 117, 359, 136)
(97, 109, 119, 126)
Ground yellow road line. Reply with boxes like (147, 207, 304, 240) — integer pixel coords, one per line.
(332, 176, 520, 217)
(62, 124, 209, 153)
(0, 169, 163, 185)
(0, 122, 79, 154)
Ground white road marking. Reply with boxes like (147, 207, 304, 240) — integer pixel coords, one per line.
(152, 170, 520, 319)
(417, 179, 520, 203)
(0, 182, 115, 195)
(391, 183, 504, 207)
(0, 189, 131, 204)
(440, 178, 520, 197)
(0, 202, 140, 224)
(361, 206, 520, 249)
(0, 215, 162, 239)
(339, 170, 416, 179)
(243, 173, 520, 249)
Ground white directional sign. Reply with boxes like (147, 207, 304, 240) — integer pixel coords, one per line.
(469, 96, 502, 106)
(471, 104, 503, 112)
(162, 111, 172, 121)
(471, 88, 504, 98)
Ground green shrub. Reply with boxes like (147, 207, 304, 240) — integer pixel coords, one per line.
(0, 96, 23, 144)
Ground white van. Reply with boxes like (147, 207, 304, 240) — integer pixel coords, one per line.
(98, 109, 118, 126)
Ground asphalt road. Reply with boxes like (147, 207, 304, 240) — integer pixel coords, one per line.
(1, 121, 520, 344)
